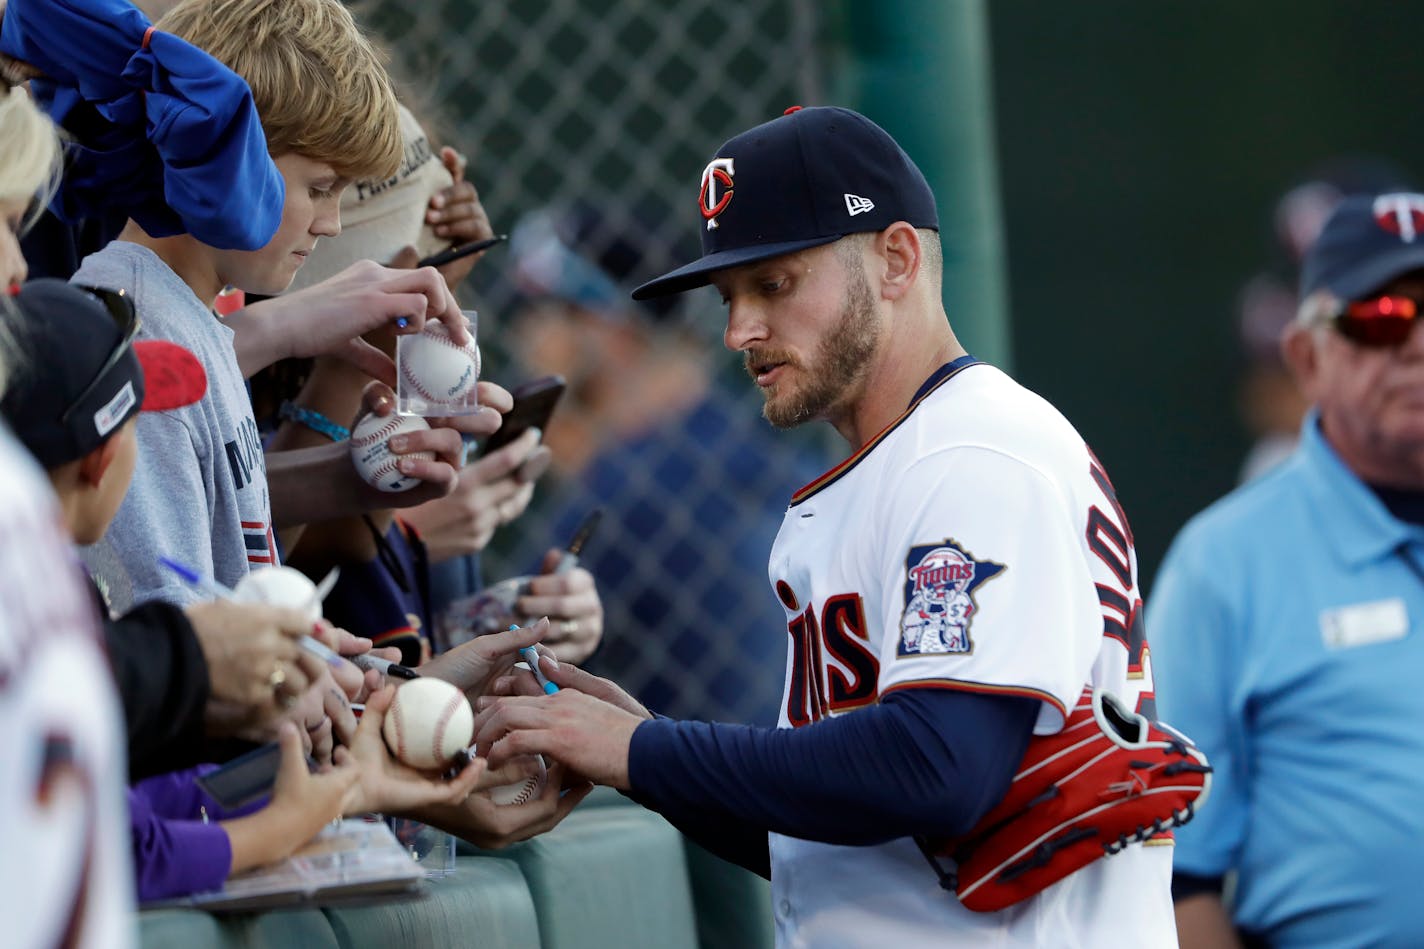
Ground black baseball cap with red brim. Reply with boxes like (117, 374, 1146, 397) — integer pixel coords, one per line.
(1, 278, 207, 468)
(632, 106, 940, 300)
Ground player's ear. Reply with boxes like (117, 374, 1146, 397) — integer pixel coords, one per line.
(76, 437, 119, 488)
(877, 222, 921, 302)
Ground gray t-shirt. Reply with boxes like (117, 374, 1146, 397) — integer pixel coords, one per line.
(74, 241, 275, 611)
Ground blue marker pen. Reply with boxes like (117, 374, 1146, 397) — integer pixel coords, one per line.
(521, 647, 559, 695)
(511, 626, 558, 695)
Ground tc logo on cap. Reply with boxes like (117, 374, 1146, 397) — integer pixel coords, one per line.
(1372, 193, 1424, 243)
(699, 157, 735, 230)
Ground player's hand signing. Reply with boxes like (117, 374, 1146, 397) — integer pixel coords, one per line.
(485, 649, 651, 721)
(399, 428, 546, 561)
(230, 258, 472, 384)
(475, 688, 645, 790)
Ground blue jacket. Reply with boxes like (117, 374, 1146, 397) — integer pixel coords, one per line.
(0, 0, 282, 249)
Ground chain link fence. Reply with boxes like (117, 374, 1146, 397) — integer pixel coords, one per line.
(358, 0, 837, 724)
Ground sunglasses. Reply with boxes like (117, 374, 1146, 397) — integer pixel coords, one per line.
(1331, 294, 1420, 348)
(59, 285, 141, 426)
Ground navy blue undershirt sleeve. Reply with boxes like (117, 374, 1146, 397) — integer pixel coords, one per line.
(626, 687, 1039, 871)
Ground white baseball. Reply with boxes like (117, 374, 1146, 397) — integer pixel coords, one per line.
(349, 412, 436, 493)
(381, 678, 475, 770)
(232, 565, 323, 622)
(399, 322, 481, 407)
(488, 754, 548, 806)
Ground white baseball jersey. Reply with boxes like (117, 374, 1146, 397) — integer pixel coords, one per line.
(765, 362, 1174, 948)
(0, 425, 134, 948)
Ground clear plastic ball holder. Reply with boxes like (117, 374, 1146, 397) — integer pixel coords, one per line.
(395, 310, 483, 417)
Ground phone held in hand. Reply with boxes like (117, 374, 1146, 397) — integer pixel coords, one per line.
(196, 742, 316, 810)
(478, 374, 566, 458)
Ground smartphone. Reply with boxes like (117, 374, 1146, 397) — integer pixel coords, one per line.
(196, 742, 315, 810)
(417, 234, 509, 269)
(479, 374, 566, 458)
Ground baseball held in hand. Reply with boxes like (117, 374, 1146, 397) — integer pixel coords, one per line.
(234, 565, 323, 622)
(396, 314, 482, 416)
(381, 678, 475, 770)
(350, 412, 436, 493)
(489, 754, 548, 806)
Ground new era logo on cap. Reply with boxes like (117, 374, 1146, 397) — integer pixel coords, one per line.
(844, 194, 875, 216)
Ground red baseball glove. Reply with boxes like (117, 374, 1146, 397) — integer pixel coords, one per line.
(918, 685, 1212, 913)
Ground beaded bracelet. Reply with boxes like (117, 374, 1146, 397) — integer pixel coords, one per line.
(278, 400, 350, 442)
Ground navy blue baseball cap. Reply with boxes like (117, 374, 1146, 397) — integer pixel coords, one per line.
(1, 280, 207, 468)
(632, 106, 939, 300)
(1300, 192, 1424, 300)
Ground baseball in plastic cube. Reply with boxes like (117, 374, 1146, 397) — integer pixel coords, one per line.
(396, 313, 482, 416)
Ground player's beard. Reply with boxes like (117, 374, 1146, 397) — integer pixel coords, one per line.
(749, 257, 881, 430)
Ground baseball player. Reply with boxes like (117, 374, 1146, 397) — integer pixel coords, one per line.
(477, 107, 1188, 947)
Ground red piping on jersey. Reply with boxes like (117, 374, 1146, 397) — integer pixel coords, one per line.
(789, 360, 981, 507)
(881, 678, 1069, 722)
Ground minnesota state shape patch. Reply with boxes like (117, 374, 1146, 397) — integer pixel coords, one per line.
(899, 539, 1005, 657)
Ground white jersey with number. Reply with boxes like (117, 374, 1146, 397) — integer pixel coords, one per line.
(765, 362, 1174, 948)
(0, 425, 134, 948)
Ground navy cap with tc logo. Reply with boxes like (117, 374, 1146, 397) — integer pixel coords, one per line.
(1300, 192, 1424, 301)
(632, 106, 940, 300)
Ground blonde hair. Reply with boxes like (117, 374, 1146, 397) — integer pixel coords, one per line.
(156, 0, 402, 182)
(0, 88, 62, 225)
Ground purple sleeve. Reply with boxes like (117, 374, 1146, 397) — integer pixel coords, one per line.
(132, 764, 266, 821)
(128, 783, 233, 901)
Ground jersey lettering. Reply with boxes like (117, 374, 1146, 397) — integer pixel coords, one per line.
(823, 594, 879, 711)
(784, 592, 881, 725)
(1086, 451, 1155, 716)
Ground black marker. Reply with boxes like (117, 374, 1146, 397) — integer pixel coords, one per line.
(417, 234, 509, 269)
(350, 653, 420, 680)
(555, 508, 603, 575)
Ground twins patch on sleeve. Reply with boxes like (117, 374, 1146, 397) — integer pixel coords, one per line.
(898, 538, 1005, 657)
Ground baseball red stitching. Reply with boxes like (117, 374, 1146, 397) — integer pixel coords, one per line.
(391, 699, 407, 764)
(400, 357, 443, 403)
(351, 415, 406, 448)
(432, 692, 464, 765)
(401, 327, 479, 403)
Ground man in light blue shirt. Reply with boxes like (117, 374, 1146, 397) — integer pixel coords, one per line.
(1153, 192, 1424, 949)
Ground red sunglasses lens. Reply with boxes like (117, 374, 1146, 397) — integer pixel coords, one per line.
(1338, 296, 1418, 347)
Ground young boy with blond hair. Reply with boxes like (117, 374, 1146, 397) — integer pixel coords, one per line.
(73, 0, 429, 611)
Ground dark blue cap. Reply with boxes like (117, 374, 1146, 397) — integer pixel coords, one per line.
(632, 106, 939, 300)
(1300, 193, 1424, 300)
